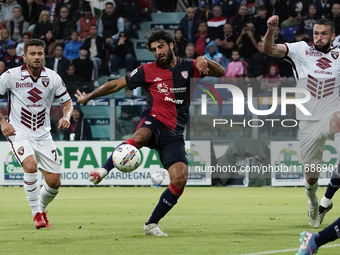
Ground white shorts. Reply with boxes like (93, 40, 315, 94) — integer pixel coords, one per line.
(9, 137, 61, 174)
(299, 111, 334, 165)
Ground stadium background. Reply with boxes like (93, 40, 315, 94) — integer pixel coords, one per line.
(0, 0, 339, 187)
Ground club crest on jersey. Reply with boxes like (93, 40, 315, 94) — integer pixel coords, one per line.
(181, 71, 188, 79)
(157, 83, 170, 95)
(17, 146, 24, 156)
(331, 51, 339, 60)
(41, 78, 50, 87)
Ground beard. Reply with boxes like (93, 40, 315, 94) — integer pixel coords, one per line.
(156, 50, 174, 68)
(314, 40, 331, 53)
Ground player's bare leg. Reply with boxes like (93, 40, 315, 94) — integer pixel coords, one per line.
(305, 166, 321, 228)
(22, 155, 45, 229)
(39, 169, 61, 228)
(90, 127, 152, 184)
(144, 162, 188, 236)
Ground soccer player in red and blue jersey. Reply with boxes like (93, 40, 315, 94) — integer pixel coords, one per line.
(75, 29, 225, 236)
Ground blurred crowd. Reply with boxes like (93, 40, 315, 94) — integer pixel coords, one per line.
(178, 0, 340, 95)
(0, 0, 146, 96)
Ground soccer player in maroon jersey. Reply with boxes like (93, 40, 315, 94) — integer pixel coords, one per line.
(263, 16, 340, 254)
(75, 29, 225, 236)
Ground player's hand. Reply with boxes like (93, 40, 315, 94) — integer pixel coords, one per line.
(1, 122, 16, 138)
(267, 15, 279, 30)
(196, 56, 209, 75)
(58, 117, 70, 130)
(75, 90, 89, 106)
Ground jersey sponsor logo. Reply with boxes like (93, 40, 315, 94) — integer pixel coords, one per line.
(331, 51, 339, 60)
(153, 77, 162, 82)
(41, 77, 50, 87)
(314, 70, 332, 75)
(157, 83, 170, 95)
(16, 82, 33, 88)
(306, 74, 335, 99)
(164, 96, 184, 104)
(316, 57, 332, 70)
(27, 88, 42, 103)
(181, 71, 188, 79)
(17, 146, 24, 156)
(144, 121, 152, 125)
(170, 87, 187, 93)
(305, 50, 322, 57)
(130, 68, 137, 77)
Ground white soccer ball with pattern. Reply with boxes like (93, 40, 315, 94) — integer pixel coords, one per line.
(151, 173, 163, 186)
(112, 144, 141, 172)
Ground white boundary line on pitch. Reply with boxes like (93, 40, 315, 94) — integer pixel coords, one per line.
(235, 243, 340, 255)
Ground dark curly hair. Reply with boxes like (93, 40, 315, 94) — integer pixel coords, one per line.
(145, 29, 176, 52)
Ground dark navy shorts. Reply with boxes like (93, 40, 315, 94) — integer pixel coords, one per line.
(136, 115, 188, 170)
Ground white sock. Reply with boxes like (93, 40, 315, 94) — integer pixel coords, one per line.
(320, 196, 332, 208)
(23, 172, 40, 216)
(39, 184, 59, 212)
(304, 179, 318, 207)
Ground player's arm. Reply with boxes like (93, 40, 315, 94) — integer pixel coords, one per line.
(58, 100, 73, 130)
(196, 56, 226, 77)
(76, 76, 127, 106)
(262, 15, 287, 58)
(0, 111, 15, 137)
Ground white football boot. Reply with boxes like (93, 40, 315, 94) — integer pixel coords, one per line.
(143, 223, 168, 237)
(89, 168, 108, 185)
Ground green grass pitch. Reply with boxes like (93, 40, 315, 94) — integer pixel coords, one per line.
(0, 186, 339, 255)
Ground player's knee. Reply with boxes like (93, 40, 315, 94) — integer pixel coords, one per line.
(23, 162, 38, 173)
(132, 134, 150, 147)
(171, 174, 187, 189)
(306, 177, 318, 185)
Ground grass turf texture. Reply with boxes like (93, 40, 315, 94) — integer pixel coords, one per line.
(0, 186, 339, 255)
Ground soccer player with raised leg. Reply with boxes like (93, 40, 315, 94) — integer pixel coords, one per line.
(75, 29, 225, 236)
(0, 39, 73, 229)
(263, 16, 340, 229)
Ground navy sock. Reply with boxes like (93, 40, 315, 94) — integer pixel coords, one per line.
(146, 187, 180, 224)
(102, 151, 115, 172)
(102, 142, 125, 172)
(315, 217, 340, 247)
(324, 165, 340, 199)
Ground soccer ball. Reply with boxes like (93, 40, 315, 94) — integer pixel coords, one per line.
(112, 144, 141, 172)
(151, 173, 163, 186)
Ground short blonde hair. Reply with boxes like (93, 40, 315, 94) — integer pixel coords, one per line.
(39, 10, 50, 23)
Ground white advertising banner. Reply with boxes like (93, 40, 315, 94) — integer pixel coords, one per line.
(270, 141, 337, 186)
(0, 140, 211, 186)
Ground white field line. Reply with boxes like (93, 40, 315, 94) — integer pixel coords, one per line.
(235, 243, 340, 255)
